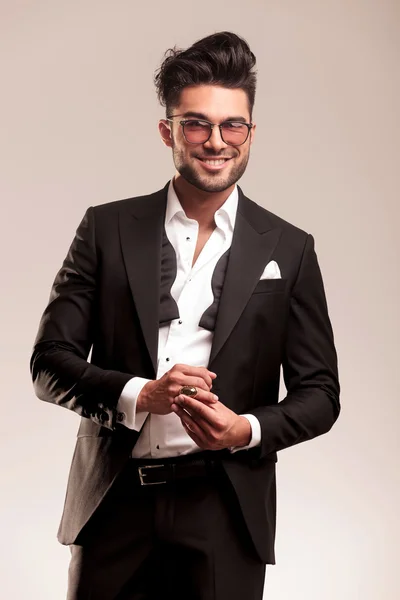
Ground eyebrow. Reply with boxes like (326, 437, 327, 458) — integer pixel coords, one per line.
(181, 111, 248, 123)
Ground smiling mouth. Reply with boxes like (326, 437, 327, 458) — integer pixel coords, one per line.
(199, 158, 231, 165)
(196, 157, 233, 170)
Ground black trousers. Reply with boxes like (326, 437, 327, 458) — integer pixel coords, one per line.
(67, 455, 266, 600)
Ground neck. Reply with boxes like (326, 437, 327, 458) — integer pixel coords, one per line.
(172, 173, 235, 231)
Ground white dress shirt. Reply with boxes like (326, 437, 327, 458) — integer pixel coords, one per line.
(117, 178, 261, 458)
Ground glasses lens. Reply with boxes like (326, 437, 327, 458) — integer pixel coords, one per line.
(221, 123, 249, 145)
(183, 120, 211, 143)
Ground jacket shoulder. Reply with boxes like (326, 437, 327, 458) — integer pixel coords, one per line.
(239, 191, 310, 243)
(91, 185, 168, 216)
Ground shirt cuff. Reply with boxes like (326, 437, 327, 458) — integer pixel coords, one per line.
(116, 377, 151, 431)
(229, 414, 262, 454)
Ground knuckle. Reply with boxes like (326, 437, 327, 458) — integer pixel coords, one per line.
(196, 377, 208, 390)
(214, 418, 224, 431)
(168, 372, 178, 384)
(208, 429, 219, 442)
(170, 371, 183, 385)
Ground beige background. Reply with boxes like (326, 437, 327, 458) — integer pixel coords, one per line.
(1, 1, 399, 598)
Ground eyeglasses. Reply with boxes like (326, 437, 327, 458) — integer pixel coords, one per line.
(166, 115, 253, 146)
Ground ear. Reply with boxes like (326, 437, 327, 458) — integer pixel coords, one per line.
(249, 122, 256, 145)
(159, 120, 173, 148)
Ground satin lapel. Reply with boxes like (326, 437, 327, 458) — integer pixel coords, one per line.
(208, 190, 282, 367)
(119, 184, 169, 376)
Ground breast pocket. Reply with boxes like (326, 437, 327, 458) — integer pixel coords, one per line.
(252, 278, 287, 295)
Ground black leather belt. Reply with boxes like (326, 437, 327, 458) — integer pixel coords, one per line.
(128, 453, 225, 486)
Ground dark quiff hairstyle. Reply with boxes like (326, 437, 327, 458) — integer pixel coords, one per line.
(154, 31, 257, 119)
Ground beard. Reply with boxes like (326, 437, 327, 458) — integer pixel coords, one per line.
(171, 144, 250, 193)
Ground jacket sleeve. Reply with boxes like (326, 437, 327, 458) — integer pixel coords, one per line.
(30, 207, 133, 430)
(249, 233, 341, 457)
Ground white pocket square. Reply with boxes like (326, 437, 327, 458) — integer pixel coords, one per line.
(259, 260, 281, 280)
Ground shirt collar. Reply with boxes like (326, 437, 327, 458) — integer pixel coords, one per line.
(165, 178, 238, 232)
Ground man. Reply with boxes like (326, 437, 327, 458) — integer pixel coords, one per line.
(31, 31, 340, 600)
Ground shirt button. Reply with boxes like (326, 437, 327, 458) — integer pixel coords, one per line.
(156, 445, 160, 449)
(178, 320, 183, 324)
(166, 357, 170, 362)
(186, 237, 190, 241)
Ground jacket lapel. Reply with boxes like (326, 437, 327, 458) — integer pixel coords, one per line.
(119, 183, 169, 376)
(119, 182, 282, 374)
(208, 187, 282, 367)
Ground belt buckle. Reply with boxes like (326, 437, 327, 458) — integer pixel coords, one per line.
(138, 464, 167, 486)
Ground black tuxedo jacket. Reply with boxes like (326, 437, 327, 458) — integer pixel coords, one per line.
(30, 181, 340, 564)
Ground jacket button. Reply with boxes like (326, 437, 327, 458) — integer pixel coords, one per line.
(117, 412, 126, 422)
(101, 412, 109, 422)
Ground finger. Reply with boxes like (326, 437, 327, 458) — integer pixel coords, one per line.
(181, 420, 208, 449)
(175, 388, 218, 405)
(172, 403, 211, 433)
(178, 365, 217, 389)
(174, 395, 218, 427)
(172, 404, 211, 440)
(172, 372, 209, 393)
(179, 376, 211, 393)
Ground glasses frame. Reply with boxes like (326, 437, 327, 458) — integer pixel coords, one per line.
(165, 115, 253, 146)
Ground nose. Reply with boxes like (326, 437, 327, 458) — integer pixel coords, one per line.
(203, 125, 228, 152)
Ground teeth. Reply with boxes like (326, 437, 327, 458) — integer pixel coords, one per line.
(202, 159, 227, 166)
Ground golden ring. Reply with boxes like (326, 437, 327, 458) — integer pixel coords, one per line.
(179, 385, 198, 397)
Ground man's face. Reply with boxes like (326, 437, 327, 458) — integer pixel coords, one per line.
(159, 85, 256, 193)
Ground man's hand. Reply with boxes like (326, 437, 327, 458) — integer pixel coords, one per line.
(137, 364, 218, 415)
(171, 394, 252, 450)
